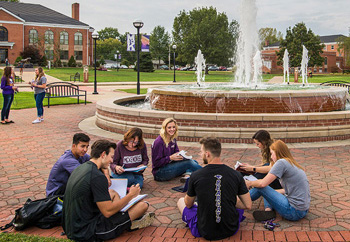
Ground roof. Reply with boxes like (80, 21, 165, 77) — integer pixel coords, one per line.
(319, 34, 347, 43)
(0, 1, 89, 27)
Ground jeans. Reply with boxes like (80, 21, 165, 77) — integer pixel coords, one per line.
(1, 93, 14, 121)
(34, 92, 45, 117)
(154, 159, 202, 181)
(250, 186, 308, 221)
(111, 171, 144, 188)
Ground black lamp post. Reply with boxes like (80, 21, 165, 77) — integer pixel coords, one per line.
(92, 31, 99, 94)
(116, 50, 120, 72)
(133, 20, 144, 95)
(172, 44, 176, 82)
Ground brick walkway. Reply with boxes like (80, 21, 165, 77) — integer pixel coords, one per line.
(1, 97, 350, 241)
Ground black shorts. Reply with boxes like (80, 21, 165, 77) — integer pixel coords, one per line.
(95, 212, 131, 241)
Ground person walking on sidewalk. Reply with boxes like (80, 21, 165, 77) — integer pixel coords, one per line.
(1, 67, 17, 124)
(29, 67, 47, 124)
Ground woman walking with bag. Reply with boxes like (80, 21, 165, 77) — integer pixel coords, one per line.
(29, 67, 47, 124)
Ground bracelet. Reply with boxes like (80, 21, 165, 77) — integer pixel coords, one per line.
(253, 167, 256, 172)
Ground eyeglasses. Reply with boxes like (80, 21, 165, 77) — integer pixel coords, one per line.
(129, 140, 139, 145)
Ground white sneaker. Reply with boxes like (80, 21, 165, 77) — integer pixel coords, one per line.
(32, 119, 41, 124)
(40, 118, 44, 121)
(130, 212, 155, 230)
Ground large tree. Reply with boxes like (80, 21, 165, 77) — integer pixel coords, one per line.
(337, 36, 350, 67)
(96, 38, 122, 60)
(150, 26, 170, 66)
(276, 22, 324, 67)
(172, 7, 238, 67)
(98, 27, 120, 41)
(259, 27, 283, 48)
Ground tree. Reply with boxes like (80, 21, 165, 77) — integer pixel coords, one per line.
(20, 45, 42, 64)
(96, 38, 122, 60)
(276, 22, 324, 67)
(259, 27, 283, 48)
(150, 26, 170, 66)
(98, 27, 120, 41)
(135, 52, 154, 72)
(68, 55, 77, 67)
(337, 36, 350, 66)
(172, 7, 238, 68)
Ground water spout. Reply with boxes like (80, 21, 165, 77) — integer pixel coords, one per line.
(195, 49, 206, 86)
(301, 45, 309, 86)
(283, 49, 290, 84)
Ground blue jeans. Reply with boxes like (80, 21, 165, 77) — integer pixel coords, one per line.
(34, 92, 45, 117)
(154, 159, 202, 181)
(250, 186, 308, 221)
(1, 93, 14, 121)
(111, 171, 144, 188)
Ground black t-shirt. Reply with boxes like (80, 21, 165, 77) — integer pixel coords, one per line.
(63, 161, 111, 241)
(187, 164, 248, 241)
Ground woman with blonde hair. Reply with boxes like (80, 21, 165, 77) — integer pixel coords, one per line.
(29, 67, 47, 124)
(245, 140, 310, 221)
(151, 118, 201, 181)
(110, 128, 149, 188)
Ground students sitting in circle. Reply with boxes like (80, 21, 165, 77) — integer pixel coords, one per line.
(110, 128, 149, 188)
(152, 118, 202, 181)
(245, 140, 310, 221)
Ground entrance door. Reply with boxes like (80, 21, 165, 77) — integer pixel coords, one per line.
(0, 48, 8, 63)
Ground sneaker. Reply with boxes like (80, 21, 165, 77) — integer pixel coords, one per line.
(40, 118, 44, 121)
(130, 212, 155, 230)
(32, 119, 41, 124)
(253, 210, 276, 221)
(180, 176, 190, 183)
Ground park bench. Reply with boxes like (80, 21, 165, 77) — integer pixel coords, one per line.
(45, 82, 87, 108)
(70, 72, 80, 82)
(320, 80, 350, 93)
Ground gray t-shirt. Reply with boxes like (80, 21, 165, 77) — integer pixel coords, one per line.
(34, 76, 47, 94)
(269, 159, 310, 211)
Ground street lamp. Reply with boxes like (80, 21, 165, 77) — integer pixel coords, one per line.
(172, 44, 176, 82)
(116, 50, 120, 72)
(92, 31, 99, 94)
(133, 20, 144, 95)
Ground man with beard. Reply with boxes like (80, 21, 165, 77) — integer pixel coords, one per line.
(177, 137, 252, 240)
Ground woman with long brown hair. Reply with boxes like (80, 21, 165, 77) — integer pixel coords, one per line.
(245, 140, 310, 221)
(1, 66, 17, 124)
(29, 67, 47, 124)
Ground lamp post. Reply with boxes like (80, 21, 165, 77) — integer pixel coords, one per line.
(133, 20, 144, 95)
(92, 31, 99, 94)
(172, 44, 176, 82)
(116, 50, 120, 72)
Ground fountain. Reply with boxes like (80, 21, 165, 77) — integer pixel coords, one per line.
(301, 45, 309, 86)
(95, 0, 350, 143)
(283, 49, 290, 84)
(195, 49, 206, 86)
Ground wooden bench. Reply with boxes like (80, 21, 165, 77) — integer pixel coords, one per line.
(45, 82, 87, 108)
(320, 80, 350, 93)
(70, 72, 80, 82)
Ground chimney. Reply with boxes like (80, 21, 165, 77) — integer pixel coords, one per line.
(72, 3, 79, 21)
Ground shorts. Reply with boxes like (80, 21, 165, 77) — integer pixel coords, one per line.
(182, 205, 246, 238)
(95, 211, 131, 241)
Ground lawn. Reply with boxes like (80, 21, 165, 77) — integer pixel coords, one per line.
(0, 92, 89, 110)
(0, 233, 70, 242)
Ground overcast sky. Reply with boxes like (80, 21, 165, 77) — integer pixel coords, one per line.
(21, 0, 350, 37)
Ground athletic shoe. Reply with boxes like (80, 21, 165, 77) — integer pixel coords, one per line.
(40, 118, 44, 121)
(130, 212, 155, 230)
(180, 176, 190, 183)
(253, 210, 276, 221)
(32, 119, 41, 124)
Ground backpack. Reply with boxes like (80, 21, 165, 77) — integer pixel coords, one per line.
(0, 195, 63, 231)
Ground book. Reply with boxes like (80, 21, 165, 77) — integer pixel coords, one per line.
(123, 165, 147, 172)
(121, 194, 148, 212)
(234, 161, 255, 175)
(178, 150, 192, 159)
(243, 175, 258, 181)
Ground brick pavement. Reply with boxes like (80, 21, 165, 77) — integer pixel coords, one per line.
(1, 98, 350, 241)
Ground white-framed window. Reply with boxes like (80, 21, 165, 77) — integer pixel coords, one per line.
(45, 30, 54, 44)
(45, 50, 54, 60)
(331, 45, 334, 50)
(60, 31, 68, 45)
(74, 51, 83, 60)
(0, 26, 8, 41)
(60, 50, 69, 60)
(29, 29, 38, 44)
(74, 32, 83, 45)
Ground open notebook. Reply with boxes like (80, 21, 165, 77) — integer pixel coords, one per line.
(110, 179, 147, 212)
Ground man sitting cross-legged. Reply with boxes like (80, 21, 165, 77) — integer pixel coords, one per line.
(46, 133, 111, 197)
(177, 137, 252, 241)
(63, 139, 154, 242)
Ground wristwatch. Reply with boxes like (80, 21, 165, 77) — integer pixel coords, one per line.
(253, 167, 256, 172)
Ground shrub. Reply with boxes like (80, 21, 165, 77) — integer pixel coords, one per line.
(54, 59, 62, 67)
(20, 46, 42, 64)
(14, 56, 22, 66)
(40, 55, 48, 67)
(68, 55, 77, 67)
(99, 56, 106, 65)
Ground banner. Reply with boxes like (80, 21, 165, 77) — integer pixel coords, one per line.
(127, 34, 135, 51)
(141, 35, 150, 52)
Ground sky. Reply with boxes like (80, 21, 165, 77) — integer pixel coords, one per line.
(21, 0, 350, 37)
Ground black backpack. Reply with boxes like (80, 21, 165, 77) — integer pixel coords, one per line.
(0, 195, 63, 231)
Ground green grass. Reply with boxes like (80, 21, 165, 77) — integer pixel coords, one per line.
(0, 233, 70, 242)
(302, 73, 350, 83)
(0, 92, 90, 110)
(115, 88, 148, 94)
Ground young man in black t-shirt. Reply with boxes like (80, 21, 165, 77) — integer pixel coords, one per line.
(63, 139, 154, 242)
(177, 137, 252, 241)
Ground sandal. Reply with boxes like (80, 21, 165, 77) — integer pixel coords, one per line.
(253, 210, 276, 221)
(1, 122, 9, 125)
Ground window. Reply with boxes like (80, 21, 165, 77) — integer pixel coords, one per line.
(45, 30, 54, 44)
(324, 57, 328, 65)
(331, 45, 334, 50)
(60, 31, 68, 45)
(45, 50, 54, 60)
(0, 27, 8, 41)
(60, 50, 69, 60)
(74, 51, 83, 60)
(29, 29, 38, 44)
(74, 32, 82, 45)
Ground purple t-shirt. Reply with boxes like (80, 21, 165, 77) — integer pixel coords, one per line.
(46, 150, 90, 196)
(151, 135, 179, 175)
(1, 76, 14, 95)
(110, 140, 149, 174)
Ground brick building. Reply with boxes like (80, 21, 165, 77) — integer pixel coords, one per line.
(261, 34, 346, 74)
(0, 2, 94, 66)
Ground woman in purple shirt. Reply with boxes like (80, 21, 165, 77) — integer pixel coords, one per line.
(1, 67, 17, 124)
(151, 118, 202, 181)
(110, 128, 149, 188)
